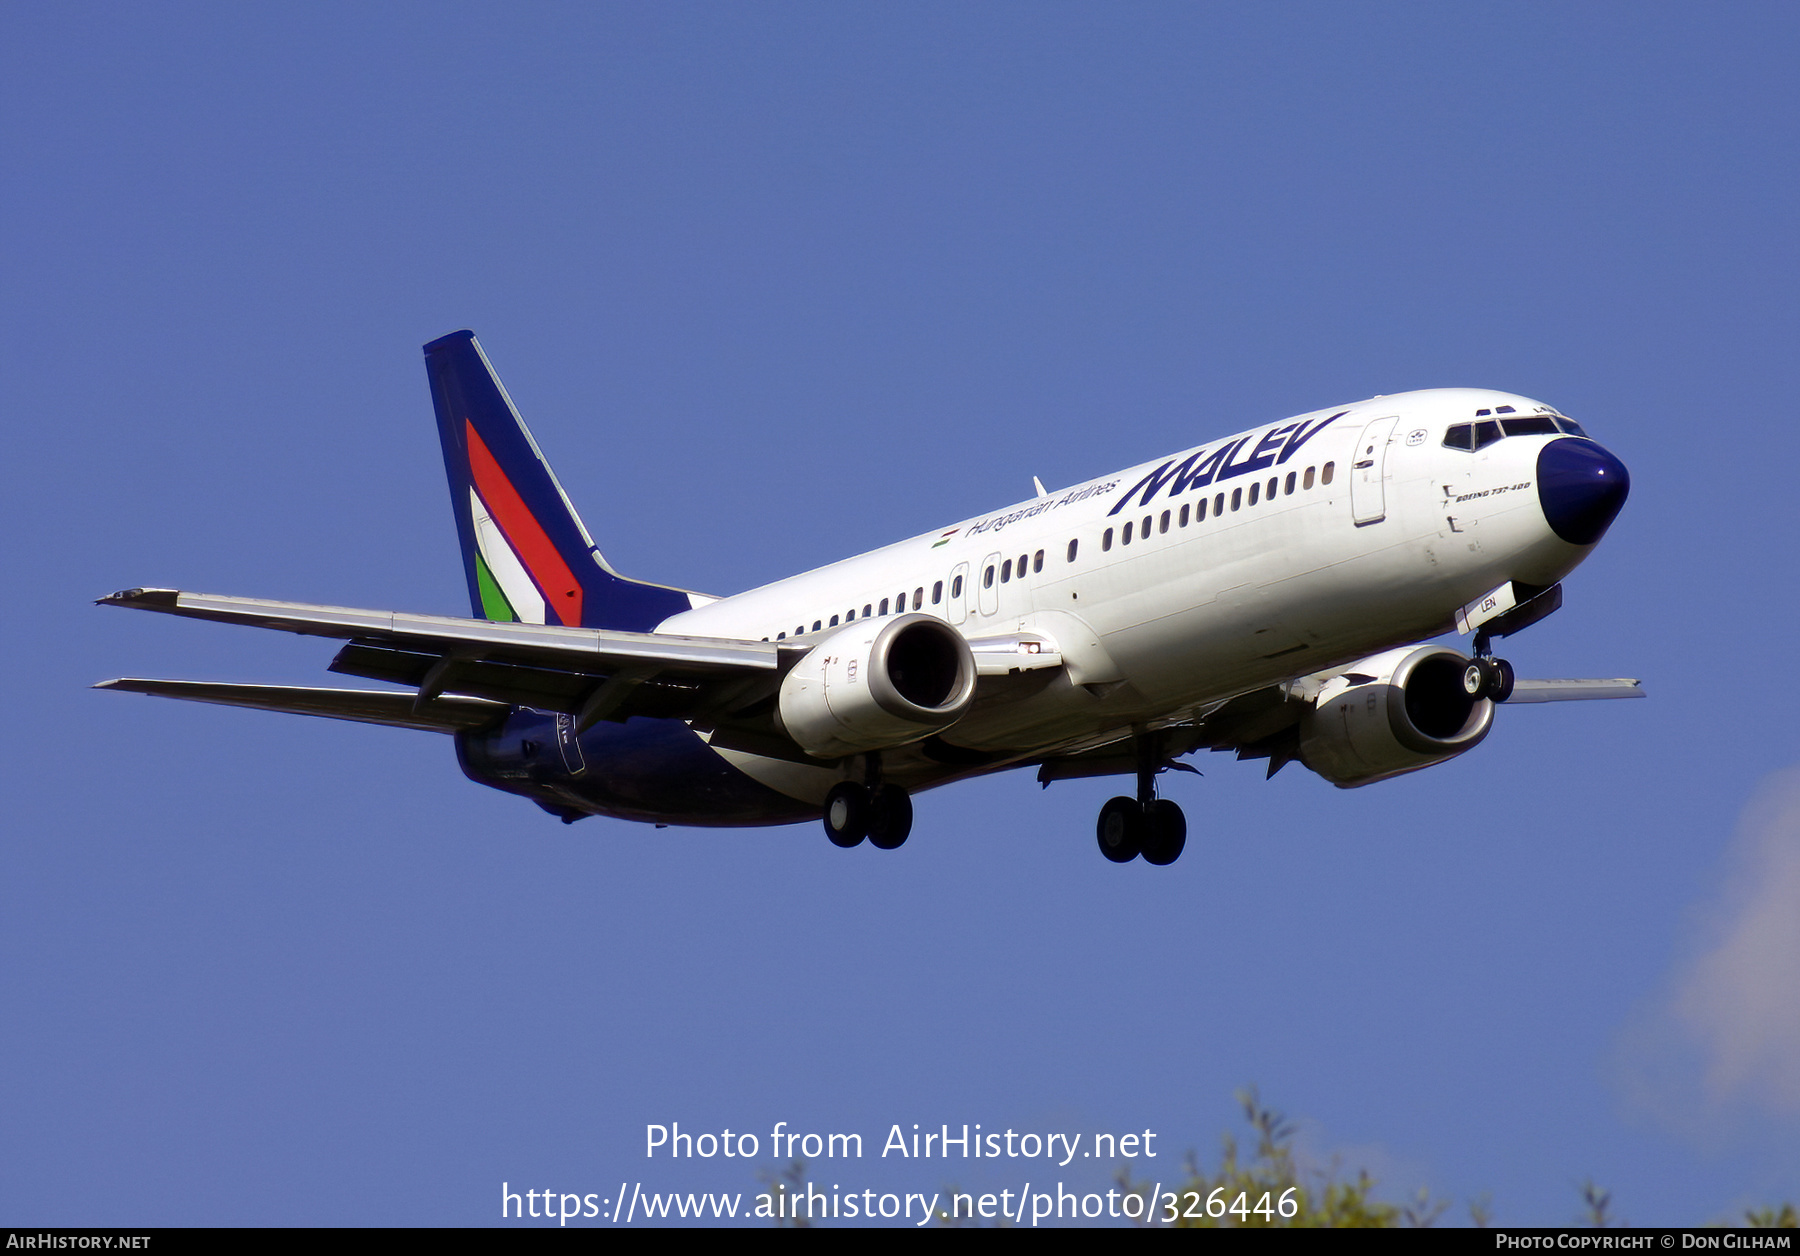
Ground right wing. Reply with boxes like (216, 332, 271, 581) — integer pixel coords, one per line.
(1500, 679, 1644, 703)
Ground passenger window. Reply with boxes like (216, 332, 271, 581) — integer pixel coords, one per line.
(1102, 528, 1113, 551)
(1285, 471, 1296, 495)
(830, 614, 840, 627)
(847, 608, 856, 621)
(933, 581, 943, 604)
(1213, 492, 1224, 516)
(1197, 497, 1207, 521)
(1320, 462, 1334, 485)
(1159, 510, 1170, 533)
(813, 620, 822, 632)
(1001, 559, 1012, 582)
(1123, 522, 1133, 545)
(984, 565, 995, 588)
(1303, 466, 1315, 490)
(777, 631, 786, 640)
(1067, 538, 1079, 562)
(878, 599, 888, 615)
(1268, 476, 1278, 500)
(1231, 487, 1242, 511)
(1142, 515, 1152, 538)
(1179, 503, 1189, 527)
(1032, 550, 1043, 573)
(951, 575, 963, 598)
(913, 587, 923, 609)
(1249, 482, 1259, 506)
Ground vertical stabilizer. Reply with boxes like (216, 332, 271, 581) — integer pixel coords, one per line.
(423, 331, 695, 632)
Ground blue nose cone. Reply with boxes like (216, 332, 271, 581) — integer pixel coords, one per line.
(1537, 438, 1630, 546)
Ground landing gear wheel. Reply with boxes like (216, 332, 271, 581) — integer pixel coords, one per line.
(867, 785, 913, 850)
(1464, 657, 1516, 702)
(1097, 796, 1144, 863)
(1487, 657, 1515, 703)
(823, 782, 869, 848)
(1140, 799, 1187, 866)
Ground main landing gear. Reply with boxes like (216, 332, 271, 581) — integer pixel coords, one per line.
(1461, 633, 1515, 703)
(1096, 746, 1186, 866)
(823, 756, 913, 851)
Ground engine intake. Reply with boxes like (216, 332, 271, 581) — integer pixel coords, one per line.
(777, 614, 977, 757)
(1299, 645, 1494, 787)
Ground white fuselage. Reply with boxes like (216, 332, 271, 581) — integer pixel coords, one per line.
(661, 387, 1590, 804)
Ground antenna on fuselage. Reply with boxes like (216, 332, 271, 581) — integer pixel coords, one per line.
(1032, 476, 1048, 498)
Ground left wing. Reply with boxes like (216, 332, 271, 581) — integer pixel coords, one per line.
(98, 587, 783, 733)
(95, 588, 1068, 749)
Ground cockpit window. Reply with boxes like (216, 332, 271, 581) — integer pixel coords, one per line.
(1554, 416, 1589, 437)
(1501, 415, 1559, 437)
(1443, 420, 1504, 452)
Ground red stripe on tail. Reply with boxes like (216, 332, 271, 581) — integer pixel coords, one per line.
(465, 421, 585, 627)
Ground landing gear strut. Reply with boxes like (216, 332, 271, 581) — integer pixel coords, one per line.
(822, 755, 913, 850)
(1095, 739, 1187, 866)
(1462, 634, 1515, 703)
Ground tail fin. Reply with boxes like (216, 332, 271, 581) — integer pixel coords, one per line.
(423, 331, 696, 632)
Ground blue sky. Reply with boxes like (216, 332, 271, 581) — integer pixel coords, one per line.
(4, 2, 1797, 1226)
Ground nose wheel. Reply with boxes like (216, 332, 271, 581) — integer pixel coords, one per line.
(1461, 655, 1515, 702)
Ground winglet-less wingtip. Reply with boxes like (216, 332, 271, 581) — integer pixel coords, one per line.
(97, 588, 181, 609)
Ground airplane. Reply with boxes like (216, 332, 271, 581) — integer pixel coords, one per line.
(97, 330, 1640, 865)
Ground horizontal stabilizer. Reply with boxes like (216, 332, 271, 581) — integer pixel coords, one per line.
(95, 679, 509, 733)
(1501, 678, 1645, 703)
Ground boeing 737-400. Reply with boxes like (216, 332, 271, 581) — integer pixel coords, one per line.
(98, 331, 1639, 865)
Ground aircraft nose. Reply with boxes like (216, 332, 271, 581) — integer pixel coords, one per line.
(1537, 437, 1630, 545)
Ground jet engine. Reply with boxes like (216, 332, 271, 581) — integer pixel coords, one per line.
(1299, 645, 1494, 788)
(777, 614, 978, 758)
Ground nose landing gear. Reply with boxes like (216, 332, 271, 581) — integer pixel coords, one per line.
(1461, 634, 1516, 703)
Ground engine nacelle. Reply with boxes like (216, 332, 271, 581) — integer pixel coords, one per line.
(777, 614, 978, 758)
(1299, 645, 1494, 788)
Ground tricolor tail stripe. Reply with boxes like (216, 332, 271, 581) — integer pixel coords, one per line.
(425, 330, 701, 632)
(465, 421, 583, 627)
(469, 488, 544, 624)
(473, 553, 516, 622)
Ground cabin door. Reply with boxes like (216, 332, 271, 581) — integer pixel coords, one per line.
(1350, 415, 1400, 525)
